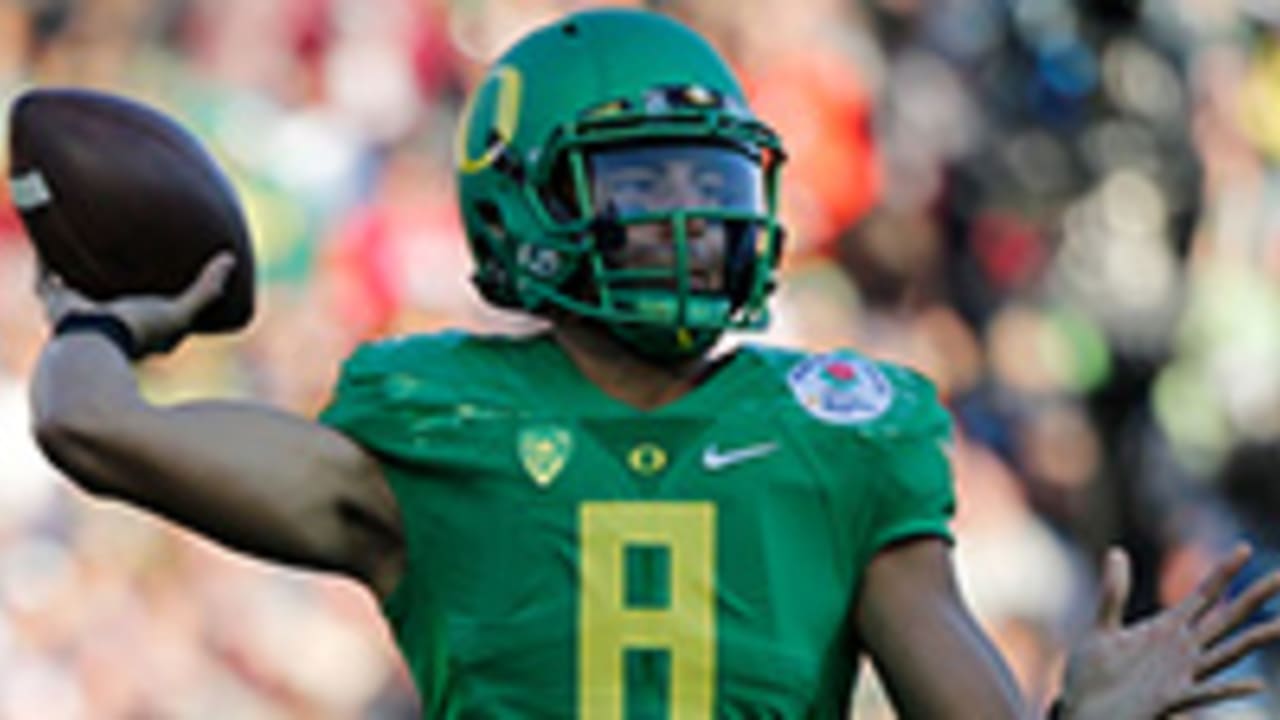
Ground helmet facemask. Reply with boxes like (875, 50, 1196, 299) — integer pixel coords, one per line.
(521, 101, 785, 359)
(581, 142, 779, 357)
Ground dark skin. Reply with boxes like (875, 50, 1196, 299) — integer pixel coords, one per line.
(28, 151, 1280, 716)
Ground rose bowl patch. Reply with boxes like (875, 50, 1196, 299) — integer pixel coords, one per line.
(787, 351, 894, 425)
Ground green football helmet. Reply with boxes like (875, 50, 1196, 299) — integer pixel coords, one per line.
(455, 8, 786, 359)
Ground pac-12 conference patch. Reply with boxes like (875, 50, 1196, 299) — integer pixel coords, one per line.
(787, 351, 893, 425)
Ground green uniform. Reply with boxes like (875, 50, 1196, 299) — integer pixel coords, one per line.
(319, 331, 955, 719)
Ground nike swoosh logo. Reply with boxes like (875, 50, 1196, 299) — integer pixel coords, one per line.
(702, 442, 779, 471)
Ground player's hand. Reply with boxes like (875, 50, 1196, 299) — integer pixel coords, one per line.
(1057, 544, 1280, 719)
(35, 252, 236, 357)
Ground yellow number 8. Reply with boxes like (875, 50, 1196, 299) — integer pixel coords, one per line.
(578, 502, 717, 719)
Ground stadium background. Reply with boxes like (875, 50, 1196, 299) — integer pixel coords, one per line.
(1, 0, 1279, 717)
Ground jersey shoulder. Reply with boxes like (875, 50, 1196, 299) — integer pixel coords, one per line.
(318, 330, 543, 447)
(741, 345, 957, 550)
(739, 343, 950, 441)
(332, 329, 542, 404)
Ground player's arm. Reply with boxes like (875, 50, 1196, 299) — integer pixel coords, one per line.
(30, 255, 404, 598)
(854, 536, 1028, 719)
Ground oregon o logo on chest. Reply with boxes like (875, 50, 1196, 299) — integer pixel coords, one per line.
(627, 442, 668, 476)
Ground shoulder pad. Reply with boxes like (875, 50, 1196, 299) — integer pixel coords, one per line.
(333, 330, 543, 414)
(340, 331, 469, 381)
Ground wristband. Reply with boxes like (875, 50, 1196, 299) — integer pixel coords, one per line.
(1047, 698, 1066, 720)
(54, 312, 141, 360)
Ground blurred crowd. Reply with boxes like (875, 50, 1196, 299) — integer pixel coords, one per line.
(1, 0, 1279, 717)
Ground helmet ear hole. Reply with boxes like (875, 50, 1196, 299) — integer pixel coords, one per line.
(475, 200, 507, 239)
(469, 199, 522, 308)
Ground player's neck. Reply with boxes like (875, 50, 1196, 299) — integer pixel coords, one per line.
(550, 318, 723, 412)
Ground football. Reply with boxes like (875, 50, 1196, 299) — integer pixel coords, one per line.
(7, 87, 255, 332)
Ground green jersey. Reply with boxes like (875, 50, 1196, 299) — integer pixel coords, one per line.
(319, 331, 955, 719)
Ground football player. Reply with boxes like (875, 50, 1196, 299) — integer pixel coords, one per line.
(29, 8, 1280, 718)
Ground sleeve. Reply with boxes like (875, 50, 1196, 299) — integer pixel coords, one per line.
(317, 343, 387, 442)
(317, 340, 435, 458)
(318, 345, 420, 620)
(317, 333, 471, 461)
(862, 365, 957, 555)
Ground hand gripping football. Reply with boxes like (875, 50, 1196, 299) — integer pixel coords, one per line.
(7, 87, 255, 332)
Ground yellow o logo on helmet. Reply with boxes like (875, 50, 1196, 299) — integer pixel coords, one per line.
(456, 65, 524, 175)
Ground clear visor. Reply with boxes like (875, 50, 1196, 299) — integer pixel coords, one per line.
(587, 143, 765, 217)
